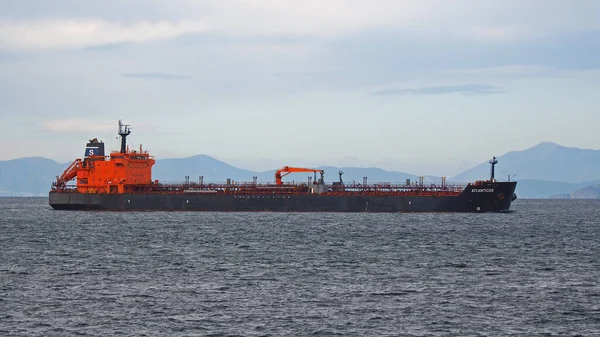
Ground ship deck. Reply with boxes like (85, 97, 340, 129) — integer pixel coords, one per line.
(52, 181, 468, 196)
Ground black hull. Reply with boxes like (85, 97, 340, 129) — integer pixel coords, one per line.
(49, 182, 517, 213)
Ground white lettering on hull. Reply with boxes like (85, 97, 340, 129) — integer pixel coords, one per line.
(472, 189, 494, 192)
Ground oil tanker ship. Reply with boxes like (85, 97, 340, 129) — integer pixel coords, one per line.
(49, 121, 517, 212)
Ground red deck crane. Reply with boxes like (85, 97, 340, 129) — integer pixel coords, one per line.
(275, 166, 324, 185)
(54, 159, 82, 188)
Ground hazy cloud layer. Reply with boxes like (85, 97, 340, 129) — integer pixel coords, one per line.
(2, 1, 600, 51)
(0, 20, 208, 51)
(1, 1, 599, 174)
(41, 120, 116, 133)
(371, 84, 505, 96)
(122, 73, 191, 80)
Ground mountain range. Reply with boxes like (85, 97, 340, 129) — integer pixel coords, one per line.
(453, 142, 600, 183)
(1, 142, 600, 198)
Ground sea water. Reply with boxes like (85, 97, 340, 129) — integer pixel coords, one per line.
(1, 198, 599, 336)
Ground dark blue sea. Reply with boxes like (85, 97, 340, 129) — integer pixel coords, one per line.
(1, 198, 599, 336)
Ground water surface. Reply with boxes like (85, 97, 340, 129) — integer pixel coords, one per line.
(1, 198, 599, 336)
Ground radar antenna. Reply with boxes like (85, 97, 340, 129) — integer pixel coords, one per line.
(118, 120, 131, 154)
(489, 156, 498, 182)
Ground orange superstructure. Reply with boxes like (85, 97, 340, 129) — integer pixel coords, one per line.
(53, 121, 155, 194)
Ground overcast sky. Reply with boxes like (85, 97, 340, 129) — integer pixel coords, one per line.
(1, 0, 599, 175)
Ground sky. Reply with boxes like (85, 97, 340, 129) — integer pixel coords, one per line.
(1, 0, 599, 176)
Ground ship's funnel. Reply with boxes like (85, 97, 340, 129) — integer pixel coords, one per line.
(85, 138, 105, 157)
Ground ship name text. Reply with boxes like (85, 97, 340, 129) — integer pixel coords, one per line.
(472, 188, 494, 193)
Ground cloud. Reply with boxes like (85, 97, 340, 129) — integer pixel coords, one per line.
(370, 84, 504, 96)
(226, 42, 322, 56)
(1, 1, 600, 51)
(273, 70, 347, 77)
(83, 42, 130, 51)
(457, 26, 532, 42)
(41, 119, 117, 133)
(0, 1, 432, 51)
(0, 20, 208, 51)
(199, 0, 432, 36)
(444, 65, 560, 77)
(122, 72, 191, 80)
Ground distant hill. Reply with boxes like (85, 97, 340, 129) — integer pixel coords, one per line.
(2, 142, 600, 197)
(0, 155, 440, 196)
(0, 157, 66, 196)
(452, 142, 600, 184)
(254, 166, 439, 185)
(153, 154, 257, 183)
(515, 179, 600, 199)
(156, 160, 439, 185)
(550, 184, 600, 199)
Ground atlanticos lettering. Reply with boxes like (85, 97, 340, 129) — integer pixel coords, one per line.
(472, 189, 494, 193)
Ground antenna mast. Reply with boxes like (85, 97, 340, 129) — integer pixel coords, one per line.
(489, 156, 498, 182)
(118, 120, 131, 154)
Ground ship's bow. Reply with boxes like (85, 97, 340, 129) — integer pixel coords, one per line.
(463, 181, 517, 212)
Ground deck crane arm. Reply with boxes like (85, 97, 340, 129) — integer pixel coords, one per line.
(54, 158, 82, 187)
(275, 166, 324, 185)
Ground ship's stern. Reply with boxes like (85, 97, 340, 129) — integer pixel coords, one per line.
(49, 191, 107, 210)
